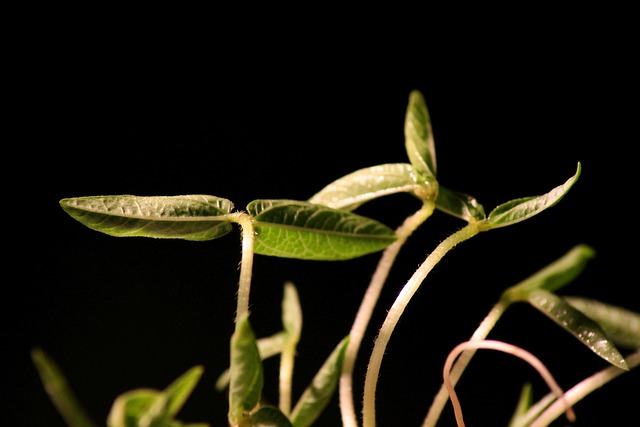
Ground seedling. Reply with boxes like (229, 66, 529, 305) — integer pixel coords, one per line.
(34, 90, 640, 427)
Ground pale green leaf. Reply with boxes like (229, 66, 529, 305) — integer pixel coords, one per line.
(487, 163, 581, 229)
(60, 195, 234, 241)
(247, 200, 397, 260)
(290, 336, 349, 427)
(528, 289, 628, 369)
(404, 90, 436, 179)
(435, 186, 486, 222)
(250, 405, 294, 426)
(564, 297, 640, 349)
(228, 312, 264, 424)
(308, 163, 434, 210)
(106, 389, 162, 427)
(31, 348, 98, 427)
(282, 281, 302, 342)
(507, 382, 533, 427)
(163, 365, 204, 417)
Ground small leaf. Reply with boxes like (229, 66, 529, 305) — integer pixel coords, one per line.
(106, 388, 162, 427)
(404, 90, 437, 179)
(308, 163, 435, 210)
(502, 244, 596, 302)
(290, 336, 349, 427)
(507, 382, 533, 427)
(163, 365, 204, 417)
(564, 296, 640, 349)
(250, 405, 295, 426)
(486, 163, 581, 229)
(528, 289, 628, 369)
(229, 312, 264, 424)
(435, 186, 486, 222)
(282, 282, 302, 342)
(247, 200, 397, 260)
(60, 195, 234, 241)
(31, 348, 98, 427)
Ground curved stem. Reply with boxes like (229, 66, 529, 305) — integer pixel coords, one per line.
(228, 212, 256, 323)
(362, 223, 481, 427)
(422, 300, 509, 427)
(339, 203, 434, 427)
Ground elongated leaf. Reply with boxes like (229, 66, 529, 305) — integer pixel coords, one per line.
(229, 312, 264, 424)
(163, 365, 204, 417)
(282, 282, 302, 342)
(60, 195, 234, 241)
(31, 348, 98, 427)
(250, 405, 294, 426)
(502, 244, 596, 302)
(404, 90, 436, 179)
(247, 200, 397, 260)
(486, 163, 581, 229)
(528, 289, 628, 369)
(564, 296, 640, 349)
(507, 382, 533, 427)
(308, 163, 434, 210)
(290, 336, 349, 427)
(435, 186, 486, 222)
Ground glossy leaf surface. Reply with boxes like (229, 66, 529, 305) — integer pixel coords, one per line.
(404, 90, 437, 179)
(487, 163, 581, 229)
(435, 186, 486, 222)
(229, 313, 263, 424)
(564, 296, 640, 349)
(60, 195, 234, 241)
(290, 336, 349, 427)
(528, 289, 628, 369)
(247, 200, 397, 260)
(308, 163, 427, 211)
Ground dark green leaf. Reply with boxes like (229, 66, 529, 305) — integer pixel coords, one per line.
(290, 337, 349, 427)
(487, 163, 581, 229)
(31, 348, 98, 427)
(229, 313, 264, 424)
(564, 297, 640, 349)
(528, 289, 628, 369)
(250, 406, 294, 427)
(404, 90, 437, 179)
(308, 163, 433, 210)
(435, 186, 486, 222)
(60, 195, 234, 241)
(247, 200, 397, 260)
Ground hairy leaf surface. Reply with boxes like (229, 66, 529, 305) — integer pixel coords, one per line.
(404, 90, 437, 179)
(247, 200, 397, 260)
(60, 195, 234, 241)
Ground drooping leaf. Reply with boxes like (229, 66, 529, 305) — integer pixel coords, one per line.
(502, 244, 596, 302)
(486, 163, 581, 229)
(247, 200, 397, 260)
(435, 186, 486, 222)
(31, 348, 98, 427)
(564, 296, 640, 349)
(290, 336, 349, 427)
(163, 365, 204, 417)
(250, 405, 294, 426)
(308, 163, 433, 210)
(228, 312, 264, 424)
(404, 90, 437, 179)
(60, 195, 234, 241)
(528, 289, 628, 369)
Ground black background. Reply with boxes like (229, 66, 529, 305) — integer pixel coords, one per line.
(8, 12, 638, 427)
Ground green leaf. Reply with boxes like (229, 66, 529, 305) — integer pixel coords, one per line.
(163, 365, 204, 417)
(60, 195, 234, 241)
(502, 244, 596, 302)
(435, 186, 486, 222)
(528, 289, 628, 369)
(404, 90, 437, 179)
(308, 163, 435, 210)
(507, 382, 533, 427)
(250, 405, 295, 426)
(282, 282, 302, 342)
(31, 348, 98, 427)
(229, 312, 264, 424)
(247, 200, 397, 260)
(486, 163, 581, 229)
(290, 336, 349, 427)
(564, 297, 640, 349)
(107, 389, 163, 427)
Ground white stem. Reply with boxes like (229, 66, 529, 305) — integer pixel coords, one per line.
(229, 212, 255, 323)
(443, 340, 576, 427)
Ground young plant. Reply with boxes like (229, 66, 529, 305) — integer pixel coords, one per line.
(36, 90, 639, 427)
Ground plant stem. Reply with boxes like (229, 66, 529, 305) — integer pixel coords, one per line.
(529, 348, 640, 427)
(362, 222, 481, 427)
(229, 212, 256, 323)
(422, 300, 508, 427)
(340, 203, 434, 427)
